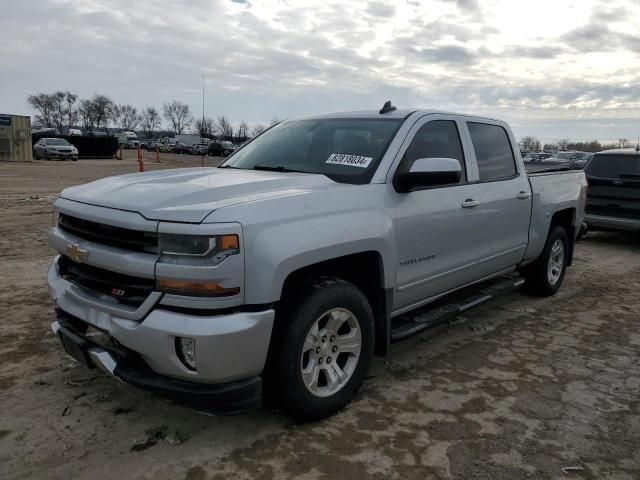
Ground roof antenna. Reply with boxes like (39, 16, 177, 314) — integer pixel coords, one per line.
(379, 100, 397, 114)
(636, 136, 639, 152)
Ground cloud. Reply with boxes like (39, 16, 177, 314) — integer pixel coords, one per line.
(414, 45, 477, 64)
(0, 0, 639, 140)
(366, 1, 396, 18)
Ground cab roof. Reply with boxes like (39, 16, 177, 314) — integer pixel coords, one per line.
(595, 148, 640, 156)
(299, 108, 504, 123)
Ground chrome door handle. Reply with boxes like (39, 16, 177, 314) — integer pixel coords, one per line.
(516, 191, 531, 200)
(461, 199, 480, 208)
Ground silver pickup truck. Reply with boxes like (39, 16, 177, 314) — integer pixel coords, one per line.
(48, 106, 587, 419)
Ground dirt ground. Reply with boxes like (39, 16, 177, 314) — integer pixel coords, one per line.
(1, 155, 639, 480)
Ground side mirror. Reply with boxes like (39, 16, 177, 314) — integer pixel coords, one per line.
(396, 157, 462, 192)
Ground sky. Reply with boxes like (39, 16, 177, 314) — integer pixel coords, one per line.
(1, 0, 639, 142)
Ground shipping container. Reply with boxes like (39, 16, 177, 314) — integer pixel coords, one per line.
(0, 114, 32, 161)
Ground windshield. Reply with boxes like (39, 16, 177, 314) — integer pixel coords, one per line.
(586, 155, 640, 178)
(221, 118, 403, 184)
(46, 139, 71, 146)
(555, 152, 572, 160)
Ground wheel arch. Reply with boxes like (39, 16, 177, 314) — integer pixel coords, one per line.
(549, 207, 576, 266)
(279, 251, 392, 356)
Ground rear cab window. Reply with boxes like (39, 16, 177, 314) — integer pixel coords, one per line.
(586, 155, 640, 179)
(467, 122, 517, 181)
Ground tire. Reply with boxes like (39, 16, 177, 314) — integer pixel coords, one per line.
(523, 225, 569, 296)
(270, 277, 374, 420)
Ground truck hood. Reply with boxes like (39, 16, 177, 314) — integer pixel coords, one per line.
(60, 167, 336, 223)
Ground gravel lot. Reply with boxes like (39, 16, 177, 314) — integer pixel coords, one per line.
(1, 156, 639, 480)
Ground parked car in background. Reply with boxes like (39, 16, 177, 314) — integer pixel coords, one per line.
(523, 152, 552, 162)
(189, 142, 210, 155)
(143, 141, 161, 151)
(208, 140, 236, 157)
(172, 141, 190, 154)
(47, 107, 586, 419)
(568, 152, 593, 169)
(584, 147, 640, 232)
(547, 151, 590, 164)
(33, 138, 78, 160)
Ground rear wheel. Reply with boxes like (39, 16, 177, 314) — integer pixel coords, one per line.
(523, 225, 569, 296)
(271, 277, 374, 420)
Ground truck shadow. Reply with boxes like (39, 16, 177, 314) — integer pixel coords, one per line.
(580, 231, 640, 251)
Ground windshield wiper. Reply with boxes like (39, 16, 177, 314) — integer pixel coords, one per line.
(252, 165, 308, 173)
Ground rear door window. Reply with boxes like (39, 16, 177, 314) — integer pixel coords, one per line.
(586, 155, 640, 179)
(467, 122, 517, 181)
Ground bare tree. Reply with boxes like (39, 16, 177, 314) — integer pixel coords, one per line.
(520, 135, 541, 152)
(250, 124, 266, 137)
(113, 104, 140, 131)
(618, 138, 630, 148)
(78, 99, 95, 133)
(557, 139, 570, 151)
(140, 107, 161, 138)
(90, 94, 116, 133)
(163, 100, 192, 134)
(270, 116, 280, 126)
(27, 93, 56, 129)
(63, 92, 79, 128)
(50, 92, 67, 133)
(28, 91, 79, 132)
(235, 120, 249, 143)
(216, 115, 234, 139)
(194, 117, 215, 138)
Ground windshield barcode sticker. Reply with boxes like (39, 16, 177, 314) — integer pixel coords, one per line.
(325, 153, 373, 168)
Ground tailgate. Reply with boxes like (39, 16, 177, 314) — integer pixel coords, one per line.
(585, 154, 640, 219)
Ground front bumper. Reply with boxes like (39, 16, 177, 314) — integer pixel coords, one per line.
(48, 151, 78, 159)
(585, 213, 640, 232)
(51, 319, 261, 414)
(48, 258, 275, 386)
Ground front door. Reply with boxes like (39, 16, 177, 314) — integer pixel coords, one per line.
(392, 116, 485, 314)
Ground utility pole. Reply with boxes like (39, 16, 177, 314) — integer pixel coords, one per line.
(202, 73, 205, 167)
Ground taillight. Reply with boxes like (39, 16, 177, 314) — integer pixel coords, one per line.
(584, 185, 589, 209)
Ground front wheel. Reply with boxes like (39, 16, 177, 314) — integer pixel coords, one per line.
(271, 277, 374, 420)
(523, 225, 569, 296)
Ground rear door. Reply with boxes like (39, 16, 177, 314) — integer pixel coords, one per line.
(585, 153, 640, 221)
(462, 120, 532, 277)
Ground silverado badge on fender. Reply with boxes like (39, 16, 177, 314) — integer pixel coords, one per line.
(66, 243, 89, 263)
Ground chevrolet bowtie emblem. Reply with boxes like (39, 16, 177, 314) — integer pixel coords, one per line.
(66, 243, 89, 263)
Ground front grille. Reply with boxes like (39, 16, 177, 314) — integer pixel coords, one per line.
(59, 213, 157, 252)
(59, 255, 155, 307)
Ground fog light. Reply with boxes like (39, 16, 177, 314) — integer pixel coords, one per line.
(176, 337, 197, 371)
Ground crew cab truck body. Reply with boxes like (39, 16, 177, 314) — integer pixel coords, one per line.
(48, 108, 587, 419)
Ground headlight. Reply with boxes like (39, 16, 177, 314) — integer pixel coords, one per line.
(158, 233, 239, 266)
